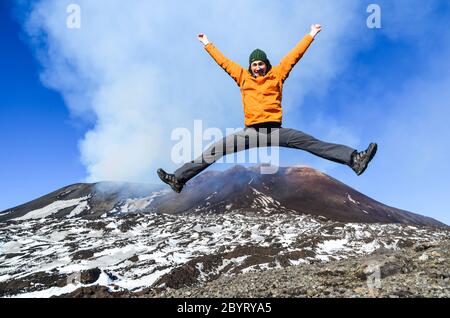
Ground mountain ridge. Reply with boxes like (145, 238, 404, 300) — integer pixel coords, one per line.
(1, 165, 446, 227)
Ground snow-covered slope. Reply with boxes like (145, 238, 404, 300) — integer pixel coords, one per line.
(0, 165, 448, 297)
(1, 211, 448, 297)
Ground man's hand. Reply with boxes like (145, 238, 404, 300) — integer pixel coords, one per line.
(197, 33, 210, 46)
(309, 24, 322, 38)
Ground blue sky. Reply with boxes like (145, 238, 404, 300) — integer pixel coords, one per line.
(0, 1, 87, 210)
(1, 0, 449, 225)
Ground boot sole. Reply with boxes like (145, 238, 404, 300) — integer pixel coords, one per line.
(357, 143, 378, 176)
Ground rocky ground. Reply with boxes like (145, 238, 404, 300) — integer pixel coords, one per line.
(1, 211, 448, 298)
(63, 239, 450, 298)
(157, 240, 450, 298)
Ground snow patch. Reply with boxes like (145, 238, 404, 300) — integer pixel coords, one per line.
(15, 196, 91, 220)
(67, 200, 90, 218)
(346, 194, 359, 205)
(317, 239, 349, 253)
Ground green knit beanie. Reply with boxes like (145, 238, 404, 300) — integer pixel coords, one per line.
(249, 49, 269, 65)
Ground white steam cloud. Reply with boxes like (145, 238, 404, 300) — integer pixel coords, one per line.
(19, 0, 366, 183)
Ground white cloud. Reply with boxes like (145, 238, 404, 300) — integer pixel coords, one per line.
(19, 0, 366, 182)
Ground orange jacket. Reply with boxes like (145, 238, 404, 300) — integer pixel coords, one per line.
(205, 34, 314, 127)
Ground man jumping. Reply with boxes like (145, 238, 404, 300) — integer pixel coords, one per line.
(158, 24, 377, 193)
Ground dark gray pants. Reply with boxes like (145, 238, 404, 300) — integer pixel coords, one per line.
(174, 127, 356, 183)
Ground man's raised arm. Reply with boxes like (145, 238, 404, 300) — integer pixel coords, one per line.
(198, 33, 244, 86)
(277, 24, 322, 82)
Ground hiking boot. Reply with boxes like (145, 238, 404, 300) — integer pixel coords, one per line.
(157, 168, 184, 193)
(350, 143, 378, 176)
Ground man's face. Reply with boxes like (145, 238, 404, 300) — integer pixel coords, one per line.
(250, 60, 267, 77)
